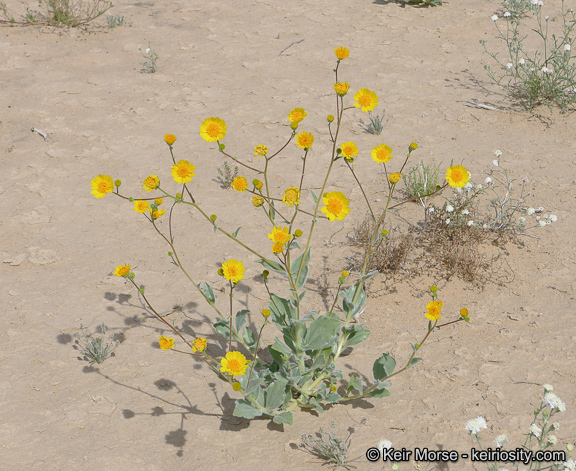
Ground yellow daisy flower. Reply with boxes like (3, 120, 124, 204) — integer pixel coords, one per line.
(282, 187, 300, 206)
(200, 117, 227, 142)
(133, 200, 150, 213)
(321, 191, 350, 221)
(143, 175, 160, 192)
(296, 131, 314, 149)
(252, 195, 265, 207)
(460, 308, 469, 318)
(371, 144, 393, 163)
(340, 142, 358, 162)
(410, 142, 419, 150)
(220, 351, 250, 376)
(288, 107, 307, 123)
(192, 337, 207, 353)
(171, 160, 196, 184)
(159, 336, 175, 350)
(155, 198, 163, 206)
(253, 145, 268, 160)
(114, 263, 130, 277)
(334, 81, 351, 96)
(90, 175, 114, 198)
(354, 88, 378, 112)
(271, 243, 284, 254)
(268, 226, 291, 244)
(150, 209, 166, 219)
(221, 259, 245, 283)
(425, 300, 443, 321)
(389, 173, 402, 184)
(335, 46, 349, 60)
(231, 176, 248, 192)
(164, 134, 177, 146)
(445, 165, 470, 188)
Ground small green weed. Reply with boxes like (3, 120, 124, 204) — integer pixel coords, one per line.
(75, 322, 119, 365)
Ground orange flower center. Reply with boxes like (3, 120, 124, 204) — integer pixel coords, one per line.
(227, 266, 238, 277)
(451, 169, 464, 182)
(359, 95, 372, 107)
(228, 359, 241, 371)
(177, 166, 190, 177)
(327, 199, 343, 215)
(377, 150, 389, 160)
(207, 123, 221, 138)
(98, 181, 111, 193)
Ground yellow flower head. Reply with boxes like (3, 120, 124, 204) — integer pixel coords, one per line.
(271, 243, 284, 254)
(220, 351, 250, 376)
(334, 81, 351, 96)
(254, 145, 268, 160)
(200, 117, 227, 142)
(294, 229, 303, 237)
(446, 165, 470, 188)
(262, 309, 271, 317)
(268, 226, 291, 244)
(151, 209, 166, 219)
(296, 131, 314, 150)
(231, 176, 248, 192)
(171, 160, 196, 184)
(114, 263, 130, 277)
(410, 142, 419, 150)
(222, 259, 245, 283)
(192, 337, 207, 353)
(389, 173, 402, 184)
(335, 46, 349, 60)
(321, 191, 350, 222)
(339, 142, 358, 162)
(90, 175, 114, 198)
(282, 187, 300, 206)
(342, 270, 350, 278)
(288, 107, 307, 123)
(143, 175, 160, 192)
(371, 144, 393, 164)
(159, 336, 175, 350)
(252, 195, 265, 207)
(425, 300, 443, 321)
(460, 308, 469, 318)
(253, 179, 263, 190)
(133, 199, 150, 213)
(164, 134, 177, 146)
(354, 88, 378, 112)
(155, 198, 163, 206)
(327, 115, 335, 123)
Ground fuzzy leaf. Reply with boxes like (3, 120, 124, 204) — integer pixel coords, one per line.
(309, 189, 319, 203)
(373, 352, 396, 381)
(291, 247, 311, 290)
(235, 309, 249, 332)
(233, 399, 263, 419)
(255, 257, 286, 276)
(273, 411, 293, 425)
(301, 314, 340, 351)
(348, 375, 363, 395)
(243, 326, 256, 348)
(203, 282, 215, 304)
(409, 357, 423, 367)
(265, 377, 289, 410)
(368, 386, 391, 398)
(342, 323, 371, 347)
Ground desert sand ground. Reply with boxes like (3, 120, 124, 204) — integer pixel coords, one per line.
(1, 0, 575, 469)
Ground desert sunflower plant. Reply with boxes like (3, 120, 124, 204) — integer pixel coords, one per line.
(90, 48, 470, 425)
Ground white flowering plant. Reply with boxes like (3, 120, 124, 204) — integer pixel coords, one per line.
(466, 385, 573, 471)
(480, 0, 576, 112)
(429, 150, 557, 234)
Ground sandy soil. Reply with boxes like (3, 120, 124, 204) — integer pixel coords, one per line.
(1, 0, 575, 469)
